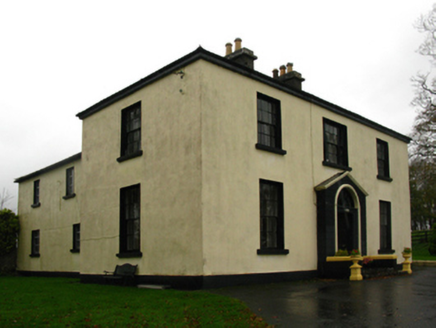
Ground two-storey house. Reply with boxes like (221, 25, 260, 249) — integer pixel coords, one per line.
(15, 39, 411, 288)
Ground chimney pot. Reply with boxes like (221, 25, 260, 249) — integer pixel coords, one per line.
(280, 65, 286, 76)
(272, 69, 279, 78)
(234, 38, 242, 51)
(225, 42, 233, 56)
(287, 62, 293, 73)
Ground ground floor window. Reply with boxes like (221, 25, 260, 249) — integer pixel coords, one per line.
(258, 179, 288, 255)
(30, 230, 40, 257)
(118, 184, 141, 257)
(71, 223, 80, 253)
(379, 200, 393, 254)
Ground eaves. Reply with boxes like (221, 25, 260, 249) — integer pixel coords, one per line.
(76, 47, 411, 144)
(15, 153, 82, 183)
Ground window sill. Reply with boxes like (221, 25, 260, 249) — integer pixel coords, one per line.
(322, 161, 352, 171)
(378, 249, 395, 255)
(63, 193, 76, 200)
(377, 175, 393, 182)
(70, 249, 80, 253)
(257, 249, 289, 255)
(116, 252, 143, 258)
(117, 150, 143, 163)
(29, 254, 40, 258)
(255, 143, 287, 155)
(31, 202, 41, 208)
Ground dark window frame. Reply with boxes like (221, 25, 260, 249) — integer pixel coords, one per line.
(257, 179, 289, 255)
(30, 230, 40, 257)
(31, 180, 41, 208)
(117, 102, 143, 162)
(378, 200, 394, 254)
(323, 118, 350, 170)
(117, 184, 142, 258)
(63, 167, 76, 199)
(71, 223, 80, 253)
(377, 139, 392, 181)
(255, 93, 287, 155)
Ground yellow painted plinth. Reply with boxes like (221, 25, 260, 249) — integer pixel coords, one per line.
(349, 256, 363, 281)
(402, 253, 412, 274)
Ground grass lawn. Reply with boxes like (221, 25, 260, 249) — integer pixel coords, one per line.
(411, 241, 436, 261)
(411, 230, 436, 261)
(0, 276, 270, 327)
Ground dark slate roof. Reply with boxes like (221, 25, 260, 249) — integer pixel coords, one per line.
(15, 153, 82, 183)
(76, 46, 411, 144)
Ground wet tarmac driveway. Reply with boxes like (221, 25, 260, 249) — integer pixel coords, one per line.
(210, 266, 436, 327)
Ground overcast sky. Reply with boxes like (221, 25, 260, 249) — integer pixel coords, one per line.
(1, 0, 434, 212)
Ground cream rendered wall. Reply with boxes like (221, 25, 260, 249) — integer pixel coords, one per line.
(17, 159, 81, 273)
(200, 60, 411, 276)
(16, 58, 411, 279)
(309, 106, 411, 255)
(79, 62, 204, 276)
(200, 61, 317, 276)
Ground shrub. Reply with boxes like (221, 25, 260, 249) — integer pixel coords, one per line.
(335, 249, 349, 256)
(350, 249, 361, 256)
(0, 209, 20, 256)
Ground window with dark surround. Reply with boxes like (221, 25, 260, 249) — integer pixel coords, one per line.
(30, 230, 40, 257)
(31, 180, 41, 208)
(118, 184, 142, 258)
(323, 118, 350, 170)
(63, 167, 76, 199)
(256, 93, 286, 155)
(377, 139, 392, 181)
(257, 179, 288, 255)
(71, 223, 80, 253)
(117, 102, 143, 162)
(379, 201, 394, 254)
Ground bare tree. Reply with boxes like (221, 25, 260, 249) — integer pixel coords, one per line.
(0, 188, 13, 210)
(410, 5, 436, 230)
(411, 4, 436, 162)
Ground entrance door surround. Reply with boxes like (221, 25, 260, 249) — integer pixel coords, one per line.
(314, 171, 368, 272)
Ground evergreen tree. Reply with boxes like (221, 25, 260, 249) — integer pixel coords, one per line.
(0, 209, 20, 256)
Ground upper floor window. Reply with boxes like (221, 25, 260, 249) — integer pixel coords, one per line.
(118, 184, 142, 258)
(377, 139, 392, 181)
(63, 167, 76, 199)
(30, 230, 40, 257)
(118, 102, 143, 162)
(257, 179, 288, 255)
(255, 93, 286, 155)
(323, 118, 349, 170)
(31, 180, 41, 208)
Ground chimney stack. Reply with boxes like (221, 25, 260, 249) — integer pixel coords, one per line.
(225, 38, 258, 70)
(272, 62, 305, 90)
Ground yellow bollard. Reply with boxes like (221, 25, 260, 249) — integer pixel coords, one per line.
(402, 252, 412, 274)
(349, 256, 363, 281)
